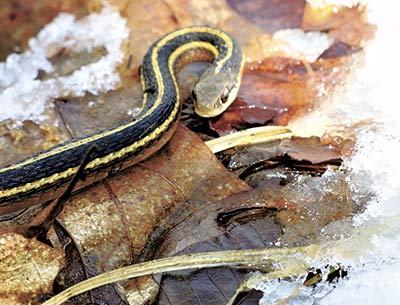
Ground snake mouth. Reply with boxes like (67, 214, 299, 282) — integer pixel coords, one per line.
(194, 97, 233, 117)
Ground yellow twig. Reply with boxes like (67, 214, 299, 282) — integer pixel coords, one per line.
(205, 126, 294, 153)
(42, 245, 323, 305)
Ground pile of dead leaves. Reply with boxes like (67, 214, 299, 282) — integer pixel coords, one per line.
(0, 1, 374, 304)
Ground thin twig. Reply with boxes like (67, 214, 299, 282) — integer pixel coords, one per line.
(205, 126, 294, 153)
(26, 145, 98, 239)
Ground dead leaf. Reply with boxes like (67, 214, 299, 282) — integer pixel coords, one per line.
(145, 188, 285, 305)
(279, 136, 342, 164)
(276, 171, 365, 246)
(37, 125, 248, 303)
(53, 125, 248, 266)
(122, 0, 179, 73)
(0, 232, 65, 305)
(54, 77, 143, 138)
(320, 41, 359, 59)
(302, 3, 375, 47)
(0, 119, 70, 168)
(52, 220, 129, 305)
(227, 0, 306, 33)
(214, 135, 341, 190)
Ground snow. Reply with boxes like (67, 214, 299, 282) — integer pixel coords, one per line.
(0, 5, 129, 123)
(258, 1, 400, 304)
(273, 29, 335, 63)
(307, 0, 360, 9)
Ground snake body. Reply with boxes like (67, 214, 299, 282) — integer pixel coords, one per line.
(0, 27, 244, 215)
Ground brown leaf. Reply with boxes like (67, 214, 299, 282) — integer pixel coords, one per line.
(227, 0, 306, 33)
(149, 190, 286, 258)
(162, 0, 307, 64)
(276, 172, 365, 246)
(141, 168, 361, 304)
(54, 77, 143, 138)
(123, 0, 180, 73)
(42, 125, 249, 301)
(146, 188, 285, 305)
(319, 41, 359, 59)
(302, 3, 362, 31)
(0, 232, 65, 305)
(279, 136, 342, 164)
(161, 0, 271, 63)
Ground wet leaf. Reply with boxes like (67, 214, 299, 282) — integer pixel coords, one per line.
(0, 232, 65, 305)
(302, 3, 375, 47)
(279, 136, 341, 164)
(146, 188, 286, 305)
(216, 135, 342, 189)
(210, 56, 349, 134)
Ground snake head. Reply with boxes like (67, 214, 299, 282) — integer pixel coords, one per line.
(193, 69, 240, 118)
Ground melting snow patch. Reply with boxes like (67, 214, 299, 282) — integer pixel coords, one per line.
(0, 6, 129, 123)
(273, 29, 335, 63)
(307, 0, 360, 8)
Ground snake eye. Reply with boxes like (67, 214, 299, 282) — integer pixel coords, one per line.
(220, 87, 230, 104)
(220, 92, 229, 104)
